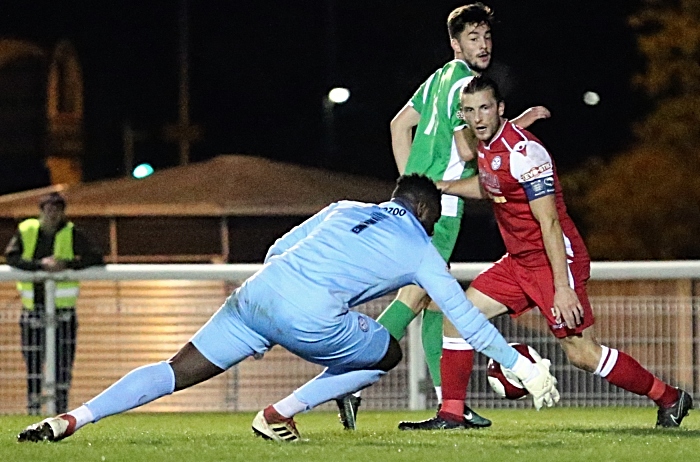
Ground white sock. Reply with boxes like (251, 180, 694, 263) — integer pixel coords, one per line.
(435, 386, 442, 403)
(273, 394, 307, 418)
(442, 337, 474, 350)
(67, 405, 94, 430)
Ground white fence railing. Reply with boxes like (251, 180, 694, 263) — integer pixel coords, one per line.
(3, 260, 700, 282)
(0, 262, 698, 415)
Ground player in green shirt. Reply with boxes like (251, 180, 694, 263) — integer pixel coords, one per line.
(336, 3, 550, 431)
(401, 59, 478, 262)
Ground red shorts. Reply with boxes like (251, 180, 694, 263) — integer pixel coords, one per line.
(470, 254, 595, 338)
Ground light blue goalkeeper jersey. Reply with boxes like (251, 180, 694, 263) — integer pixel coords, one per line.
(246, 199, 518, 368)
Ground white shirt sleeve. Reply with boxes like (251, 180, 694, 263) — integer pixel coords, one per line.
(509, 140, 554, 184)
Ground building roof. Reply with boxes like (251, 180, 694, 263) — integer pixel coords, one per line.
(0, 155, 396, 217)
(0, 39, 46, 68)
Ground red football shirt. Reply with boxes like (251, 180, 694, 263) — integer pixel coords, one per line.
(477, 120, 589, 268)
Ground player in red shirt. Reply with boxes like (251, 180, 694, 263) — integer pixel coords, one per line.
(430, 75, 691, 428)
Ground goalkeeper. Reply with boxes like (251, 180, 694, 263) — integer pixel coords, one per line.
(18, 174, 559, 444)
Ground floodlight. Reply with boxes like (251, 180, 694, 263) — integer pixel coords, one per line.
(328, 87, 350, 104)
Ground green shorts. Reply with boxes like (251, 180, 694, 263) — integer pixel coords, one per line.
(431, 214, 462, 262)
(427, 163, 474, 262)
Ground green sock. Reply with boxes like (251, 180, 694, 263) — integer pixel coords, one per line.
(421, 309, 444, 387)
(376, 300, 417, 341)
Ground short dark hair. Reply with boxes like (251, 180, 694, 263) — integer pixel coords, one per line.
(392, 174, 442, 215)
(39, 192, 66, 210)
(447, 3, 494, 40)
(461, 75, 503, 102)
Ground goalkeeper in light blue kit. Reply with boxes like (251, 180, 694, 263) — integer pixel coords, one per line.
(18, 175, 559, 444)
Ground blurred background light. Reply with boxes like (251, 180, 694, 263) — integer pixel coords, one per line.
(328, 87, 350, 104)
(132, 163, 154, 179)
(583, 91, 600, 106)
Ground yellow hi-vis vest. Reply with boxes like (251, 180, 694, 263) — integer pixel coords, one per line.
(16, 218, 79, 310)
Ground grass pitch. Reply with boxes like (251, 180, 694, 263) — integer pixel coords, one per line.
(4, 408, 699, 462)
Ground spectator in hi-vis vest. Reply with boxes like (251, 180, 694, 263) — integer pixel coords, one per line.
(4, 192, 104, 415)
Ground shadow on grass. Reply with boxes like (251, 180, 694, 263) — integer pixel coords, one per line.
(567, 427, 700, 438)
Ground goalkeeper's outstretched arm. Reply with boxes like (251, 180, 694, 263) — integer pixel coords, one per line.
(414, 245, 560, 410)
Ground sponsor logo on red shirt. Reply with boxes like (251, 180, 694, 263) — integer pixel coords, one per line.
(520, 162, 552, 182)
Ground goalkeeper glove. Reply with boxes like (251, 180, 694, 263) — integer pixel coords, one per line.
(512, 356, 561, 410)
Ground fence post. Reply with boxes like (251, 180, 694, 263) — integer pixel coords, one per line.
(407, 315, 426, 410)
(692, 278, 699, 399)
(44, 278, 57, 415)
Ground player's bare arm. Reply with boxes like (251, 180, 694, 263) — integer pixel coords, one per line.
(453, 126, 477, 162)
(390, 104, 421, 174)
(529, 194, 584, 328)
(436, 175, 484, 200)
(511, 106, 551, 129)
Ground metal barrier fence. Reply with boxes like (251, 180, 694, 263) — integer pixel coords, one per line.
(0, 262, 698, 415)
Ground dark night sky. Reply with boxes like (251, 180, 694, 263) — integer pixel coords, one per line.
(0, 0, 645, 191)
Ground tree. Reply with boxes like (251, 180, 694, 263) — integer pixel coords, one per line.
(567, 0, 700, 259)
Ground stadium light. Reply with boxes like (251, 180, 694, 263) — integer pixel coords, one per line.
(328, 87, 350, 104)
(583, 91, 600, 106)
(132, 163, 154, 179)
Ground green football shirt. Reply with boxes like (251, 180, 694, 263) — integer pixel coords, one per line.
(404, 59, 478, 218)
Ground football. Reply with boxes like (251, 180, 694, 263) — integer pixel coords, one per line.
(487, 343, 542, 400)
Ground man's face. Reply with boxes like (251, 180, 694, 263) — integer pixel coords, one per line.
(460, 88, 504, 144)
(451, 22, 492, 72)
(418, 202, 441, 236)
(39, 203, 65, 231)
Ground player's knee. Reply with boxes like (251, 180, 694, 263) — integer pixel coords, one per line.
(397, 286, 430, 313)
(169, 342, 225, 391)
(372, 336, 402, 372)
(561, 340, 599, 372)
(568, 355, 596, 373)
(425, 300, 441, 313)
(442, 317, 461, 337)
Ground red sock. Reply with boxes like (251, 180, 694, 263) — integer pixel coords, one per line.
(58, 414, 77, 437)
(649, 378, 681, 408)
(438, 348, 474, 421)
(264, 405, 291, 423)
(597, 347, 679, 407)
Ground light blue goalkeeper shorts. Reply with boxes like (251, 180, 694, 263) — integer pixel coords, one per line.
(190, 281, 390, 372)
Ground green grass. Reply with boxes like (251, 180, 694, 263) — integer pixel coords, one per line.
(4, 408, 699, 462)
